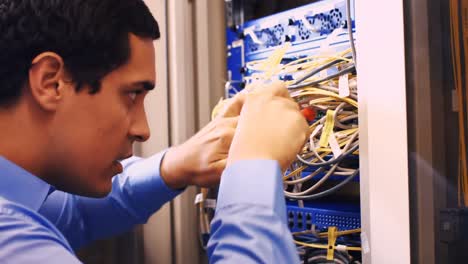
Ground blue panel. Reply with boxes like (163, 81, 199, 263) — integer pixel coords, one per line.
(286, 201, 360, 232)
(242, 0, 355, 61)
(226, 28, 244, 98)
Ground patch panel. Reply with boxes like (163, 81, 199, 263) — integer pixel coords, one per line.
(243, 0, 354, 60)
(287, 202, 361, 232)
(226, 0, 356, 97)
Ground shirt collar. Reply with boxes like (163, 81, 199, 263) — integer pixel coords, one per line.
(0, 156, 51, 211)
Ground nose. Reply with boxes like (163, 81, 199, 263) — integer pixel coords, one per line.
(129, 106, 151, 142)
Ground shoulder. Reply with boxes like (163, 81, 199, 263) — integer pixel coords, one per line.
(0, 196, 56, 228)
(0, 197, 75, 259)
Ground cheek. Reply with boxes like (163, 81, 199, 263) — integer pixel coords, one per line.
(65, 96, 130, 151)
(46, 89, 135, 195)
(84, 118, 129, 167)
(51, 97, 131, 179)
(50, 119, 127, 196)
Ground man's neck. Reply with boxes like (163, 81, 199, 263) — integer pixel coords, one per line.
(0, 101, 50, 180)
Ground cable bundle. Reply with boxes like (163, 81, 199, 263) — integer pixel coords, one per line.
(213, 0, 358, 202)
(228, 46, 359, 201)
(200, 0, 359, 255)
(449, 0, 468, 207)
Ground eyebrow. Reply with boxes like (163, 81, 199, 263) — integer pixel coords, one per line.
(132, 81, 155, 91)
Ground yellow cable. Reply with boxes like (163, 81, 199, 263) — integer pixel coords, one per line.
(294, 240, 328, 249)
(283, 166, 307, 181)
(460, 0, 468, 206)
(291, 88, 358, 108)
(450, 0, 468, 206)
(318, 228, 361, 237)
(294, 240, 362, 251)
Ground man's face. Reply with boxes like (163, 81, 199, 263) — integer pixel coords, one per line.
(48, 34, 155, 197)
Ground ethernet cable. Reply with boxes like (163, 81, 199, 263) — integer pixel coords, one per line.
(284, 168, 356, 186)
(296, 143, 358, 167)
(212, 35, 360, 203)
(318, 83, 358, 100)
(288, 65, 356, 90)
(294, 240, 361, 252)
(285, 133, 358, 197)
(291, 57, 352, 86)
(285, 168, 359, 200)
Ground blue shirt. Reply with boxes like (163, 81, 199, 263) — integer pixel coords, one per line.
(0, 152, 299, 263)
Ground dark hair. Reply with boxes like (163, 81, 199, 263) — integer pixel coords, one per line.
(0, 0, 160, 106)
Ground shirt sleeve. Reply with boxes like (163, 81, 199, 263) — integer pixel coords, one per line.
(38, 150, 184, 250)
(207, 160, 300, 264)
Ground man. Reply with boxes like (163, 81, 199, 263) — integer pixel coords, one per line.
(0, 0, 308, 263)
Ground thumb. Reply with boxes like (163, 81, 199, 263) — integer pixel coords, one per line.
(252, 81, 290, 99)
(212, 159, 227, 174)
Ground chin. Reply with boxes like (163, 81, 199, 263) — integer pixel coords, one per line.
(92, 186, 113, 198)
(80, 182, 113, 198)
(48, 167, 114, 198)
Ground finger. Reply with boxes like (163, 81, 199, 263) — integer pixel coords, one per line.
(270, 81, 290, 98)
(212, 159, 227, 175)
(219, 127, 236, 149)
(280, 97, 301, 111)
(243, 82, 263, 93)
(220, 116, 239, 129)
(196, 173, 221, 188)
(254, 81, 290, 98)
(218, 93, 247, 118)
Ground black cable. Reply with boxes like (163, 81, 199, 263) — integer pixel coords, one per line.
(286, 168, 359, 200)
(297, 143, 359, 167)
(288, 65, 356, 90)
(303, 249, 350, 264)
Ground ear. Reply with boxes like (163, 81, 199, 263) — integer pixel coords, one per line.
(28, 52, 70, 111)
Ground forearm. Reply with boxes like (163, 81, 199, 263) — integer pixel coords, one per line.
(207, 160, 300, 263)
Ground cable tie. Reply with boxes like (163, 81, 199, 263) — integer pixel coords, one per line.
(319, 110, 335, 147)
(194, 193, 204, 205)
(338, 73, 350, 97)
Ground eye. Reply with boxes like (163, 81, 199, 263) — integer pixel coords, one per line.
(128, 90, 143, 101)
(129, 92, 137, 101)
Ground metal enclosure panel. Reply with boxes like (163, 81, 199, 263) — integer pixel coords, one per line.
(356, 0, 411, 263)
(167, 1, 199, 264)
(169, 1, 227, 263)
(195, 0, 227, 128)
(404, 0, 440, 263)
(140, 1, 226, 263)
(140, 1, 173, 264)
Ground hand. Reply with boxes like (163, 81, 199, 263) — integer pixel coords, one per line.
(227, 81, 309, 171)
(160, 94, 244, 189)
